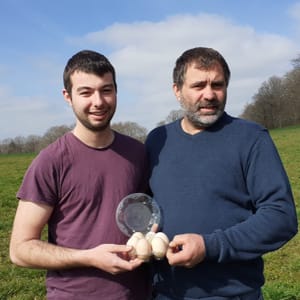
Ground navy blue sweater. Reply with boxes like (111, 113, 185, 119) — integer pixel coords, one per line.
(145, 113, 298, 299)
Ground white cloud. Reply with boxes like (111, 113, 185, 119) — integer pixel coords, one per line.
(0, 55, 72, 140)
(0, 93, 73, 140)
(71, 13, 298, 130)
(1, 11, 299, 140)
(288, 1, 300, 38)
(288, 1, 300, 21)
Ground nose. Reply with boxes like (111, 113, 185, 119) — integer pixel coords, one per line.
(93, 91, 105, 107)
(203, 85, 215, 100)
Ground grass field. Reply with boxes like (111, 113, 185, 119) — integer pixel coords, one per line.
(0, 125, 299, 299)
(0, 154, 46, 299)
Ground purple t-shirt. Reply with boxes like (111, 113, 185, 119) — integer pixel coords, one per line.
(17, 132, 151, 300)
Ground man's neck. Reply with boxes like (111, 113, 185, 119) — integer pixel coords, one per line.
(72, 126, 115, 148)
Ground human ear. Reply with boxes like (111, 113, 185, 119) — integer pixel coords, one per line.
(62, 89, 72, 106)
(173, 84, 181, 102)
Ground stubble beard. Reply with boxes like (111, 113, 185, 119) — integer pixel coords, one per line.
(74, 108, 115, 133)
(179, 98, 226, 129)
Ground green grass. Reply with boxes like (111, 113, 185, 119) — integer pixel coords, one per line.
(0, 126, 299, 299)
(263, 125, 300, 299)
(0, 153, 46, 300)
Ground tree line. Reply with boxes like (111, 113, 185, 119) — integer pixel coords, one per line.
(241, 55, 300, 128)
(1, 54, 300, 154)
(0, 122, 148, 154)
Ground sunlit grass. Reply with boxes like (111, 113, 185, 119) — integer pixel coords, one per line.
(0, 125, 299, 299)
(0, 153, 46, 300)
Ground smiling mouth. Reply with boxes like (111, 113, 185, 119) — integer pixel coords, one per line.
(89, 111, 108, 121)
(90, 110, 107, 116)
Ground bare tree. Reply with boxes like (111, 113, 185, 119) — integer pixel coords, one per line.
(157, 109, 184, 126)
(241, 54, 300, 128)
(112, 121, 148, 142)
(282, 68, 300, 125)
(3, 55, 300, 155)
(241, 75, 296, 128)
(291, 55, 300, 68)
(23, 135, 42, 153)
(38, 125, 74, 150)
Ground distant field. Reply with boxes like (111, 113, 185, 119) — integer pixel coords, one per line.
(0, 125, 299, 299)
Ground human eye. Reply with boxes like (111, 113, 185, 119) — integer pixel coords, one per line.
(103, 88, 113, 94)
(102, 85, 115, 94)
(77, 87, 92, 97)
(212, 81, 225, 90)
(191, 82, 206, 90)
(80, 91, 91, 97)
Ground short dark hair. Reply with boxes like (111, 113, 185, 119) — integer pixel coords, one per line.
(173, 47, 231, 89)
(63, 50, 117, 95)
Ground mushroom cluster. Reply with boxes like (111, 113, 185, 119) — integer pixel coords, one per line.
(126, 231, 169, 261)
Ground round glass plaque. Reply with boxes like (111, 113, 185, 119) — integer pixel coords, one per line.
(116, 193, 161, 236)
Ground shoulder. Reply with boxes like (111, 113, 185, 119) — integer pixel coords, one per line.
(218, 114, 279, 160)
(232, 116, 265, 130)
(114, 131, 144, 146)
(34, 132, 73, 165)
(114, 131, 146, 156)
(221, 113, 268, 138)
(146, 120, 181, 153)
(222, 113, 264, 129)
(147, 120, 178, 140)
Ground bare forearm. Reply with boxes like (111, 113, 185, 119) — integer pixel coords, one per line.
(10, 239, 88, 270)
(9, 201, 138, 273)
(10, 239, 143, 275)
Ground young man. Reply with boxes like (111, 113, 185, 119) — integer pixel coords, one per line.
(10, 50, 151, 300)
(145, 47, 298, 300)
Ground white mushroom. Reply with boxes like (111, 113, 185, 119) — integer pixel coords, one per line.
(154, 232, 169, 245)
(126, 235, 141, 259)
(145, 231, 156, 243)
(135, 237, 152, 261)
(151, 236, 168, 260)
(131, 231, 144, 240)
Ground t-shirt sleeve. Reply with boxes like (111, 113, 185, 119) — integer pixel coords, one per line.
(17, 149, 59, 206)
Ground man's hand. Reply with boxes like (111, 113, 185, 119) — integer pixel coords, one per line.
(84, 244, 145, 275)
(166, 234, 206, 268)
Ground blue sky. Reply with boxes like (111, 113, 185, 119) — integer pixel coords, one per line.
(1, 0, 300, 140)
